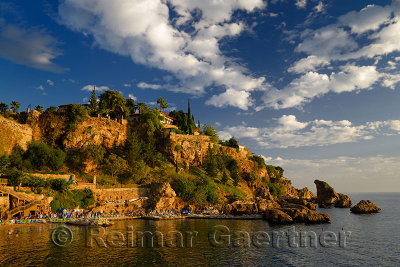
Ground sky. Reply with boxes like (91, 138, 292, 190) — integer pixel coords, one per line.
(1, 0, 400, 192)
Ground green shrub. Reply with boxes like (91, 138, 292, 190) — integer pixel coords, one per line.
(267, 181, 284, 196)
(50, 178, 70, 192)
(24, 142, 66, 171)
(252, 155, 266, 169)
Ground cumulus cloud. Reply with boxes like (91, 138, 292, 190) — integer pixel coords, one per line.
(123, 83, 131, 88)
(81, 84, 110, 92)
(205, 89, 253, 110)
(47, 80, 54, 86)
(57, 0, 267, 110)
(267, 155, 400, 192)
(219, 115, 400, 148)
(0, 23, 64, 72)
(261, 65, 380, 109)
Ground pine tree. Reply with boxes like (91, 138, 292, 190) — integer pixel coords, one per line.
(204, 144, 218, 177)
(187, 98, 191, 118)
(89, 85, 98, 114)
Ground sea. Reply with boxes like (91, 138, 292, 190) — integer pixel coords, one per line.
(0, 193, 399, 266)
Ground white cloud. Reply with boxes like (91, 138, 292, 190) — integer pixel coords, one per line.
(206, 89, 253, 110)
(267, 155, 400, 192)
(46, 80, 54, 86)
(288, 55, 330, 73)
(338, 4, 393, 34)
(0, 23, 64, 72)
(262, 65, 380, 109)
(295, 0, 307, 9)
(313, 1, 326, 13)
(123, 83, 131, 87)
(137, 82, 161, 90)
(37, 85, 44, 91)
(220, 115, 400, 148)
(128, 94, 137, 101)
(81, 84, 110, 92)
(58, 0, 267, 110)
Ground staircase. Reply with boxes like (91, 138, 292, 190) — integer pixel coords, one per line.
(0, 185, 46, 219)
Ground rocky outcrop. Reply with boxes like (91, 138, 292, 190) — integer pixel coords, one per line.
(336, 193, 353, 208)
(350, 200, 381, 214)
(297, 187, 317, 201)
(0, 115, 33, 155)
(314, 180, 352, 208)
(264, 209, 293, 224)
(147, 183, 184, 211)
(165, 133, 267, 178)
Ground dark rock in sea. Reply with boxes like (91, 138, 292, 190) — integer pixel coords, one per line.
(350, 200, 381, 214)
(314, 180, 352, 208)
(336, 193, 353, 208)
(263, 209, 293, 224)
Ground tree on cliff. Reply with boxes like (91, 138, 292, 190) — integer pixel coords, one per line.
(98, 90, 127, 118)
(204, 144, 218, 177)
(157, 97, 168, 111)
(103, 153, 129, 179)
(89, 85, 98, 114)
(35, 105, 44, 112)
(10, 101, 20, 112)
(203, 124, 218, 142)
(126, 98, 136, 114)
(0, 102, 8, 112)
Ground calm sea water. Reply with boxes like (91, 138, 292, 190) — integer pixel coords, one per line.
(0, 193, 399, 266)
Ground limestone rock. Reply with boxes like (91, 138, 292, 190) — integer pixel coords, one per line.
(297, 187, 317, 200)
(263, 209, 293, 224)
(336, 193, 352, 208)
(314, 180, 352, 208)
(350, 200, 381, 214)
(255, 197, 280, 213)
(229, 200, 258, 215)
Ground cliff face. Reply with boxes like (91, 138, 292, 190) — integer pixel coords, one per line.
(0, 112, 128, 154)
(62, 117, 127, 149)
(34, 112, 127, 150)
(164, 133, 267, 178)
(0, 116, 33, 155)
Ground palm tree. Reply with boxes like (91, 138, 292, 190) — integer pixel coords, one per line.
(157, 97, 168, 111)
(10, 101, 20, 112)
(0, 102, 8, 112)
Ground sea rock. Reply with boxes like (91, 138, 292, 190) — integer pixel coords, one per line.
(263, 209, 293, 224)
(314, 180, 352, 208)
(279, 207, 330, 224)
(350, 200, 381, 214)
(297, 187, 317, 201)
(336, 193, 352, 208)
(229, 200, 258, 215)
(256, 197, 280, 213)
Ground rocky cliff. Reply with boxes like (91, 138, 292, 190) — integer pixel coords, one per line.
(1, 112, 127, 153)
(0, 116, 33, 155)
(164, 132, 267, 178)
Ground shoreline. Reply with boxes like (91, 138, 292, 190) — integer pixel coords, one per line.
(0, 214, 265, 227)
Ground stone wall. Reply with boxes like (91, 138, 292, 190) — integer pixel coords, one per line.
(29, 173, 72, 180)
(93, 187, 150, 202)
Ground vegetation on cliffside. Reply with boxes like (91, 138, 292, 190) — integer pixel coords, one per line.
(0, 90, 288, 208)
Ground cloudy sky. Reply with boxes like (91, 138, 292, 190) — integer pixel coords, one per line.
(1, 0, 400, 192)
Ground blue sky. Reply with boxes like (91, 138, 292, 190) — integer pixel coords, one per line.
(1, 0, 400, 192)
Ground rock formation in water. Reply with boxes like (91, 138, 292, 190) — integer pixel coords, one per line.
(350, 200, 381, 214)
(314, 180, 352, 208)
